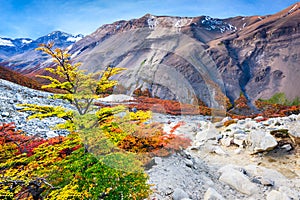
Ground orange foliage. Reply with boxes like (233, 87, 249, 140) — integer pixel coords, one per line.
(223, 120, 236, 127)
(234, 94, 249, 109)
(0, 123, 70, 157)
(0, 66, 59, 93)
(96, 96, 212, 116)
(255, 100, 300, 118)
(0, 122, 47, 156)
(118, 122, 191, 157)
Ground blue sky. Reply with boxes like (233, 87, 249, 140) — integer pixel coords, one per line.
(0, 0, 298, 39)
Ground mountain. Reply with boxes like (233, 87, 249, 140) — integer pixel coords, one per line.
(68, 3, 299, 107)
(0, 31, 83, 72)
(1, 3, 299, 108)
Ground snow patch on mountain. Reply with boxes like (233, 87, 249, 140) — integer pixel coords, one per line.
(201, 16, 236, 33)
(21, 39, 32, 44)
(0, 38, 14, 47)
(67, 35, 83, 42)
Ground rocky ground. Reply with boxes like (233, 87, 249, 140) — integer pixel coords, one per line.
(147, 113, 300, 199)
(0, 78, 299, 200)
(0, 79, 72, 137)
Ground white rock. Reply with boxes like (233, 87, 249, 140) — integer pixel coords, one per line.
(233, 139, 245, 147)
(281, 144, 293, 151)
(233, 133, 247, 140)
(246, 130, 277, 153)
(254, 116, 264, 120)
(287, 124, 300, 137)
(221, 116, 232, 123)
(202, 176, 214, 186)
(96, 94, 135, 102)
(209, 146, 228, 155)
(204, 187, 225, 200)
(218, 165, 258, 195)
(172, 188, 189, 200)
(46, 130, 58, 138)
(1, 111, 9, 117)
(184, 159, 194, 168)
(234, 148, 243, 154)
(233, 129, 246, 135)
(279, 186, 300, 200)
(220, 137, 232, 147)
(266, 190, 290, 200)
(243, 165, 287, 186)
(196, 122, 219, 142)
(237, 119, 246, 125)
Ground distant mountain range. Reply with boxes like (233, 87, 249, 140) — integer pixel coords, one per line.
(0, 31, 83, 72)
(0, 3, 299, 108)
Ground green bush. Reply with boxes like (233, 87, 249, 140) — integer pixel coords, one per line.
(259, 92, 300, 106)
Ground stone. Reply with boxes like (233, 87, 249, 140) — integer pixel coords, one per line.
(237, 119, 246, 125)
(255, 177, 274, 186)
(233, 129, 246, 135)
(184, 159, 194, 168)
(266, 190, 290, 200)
(204, 187, 225, 200)
(1, 111, 9, 117)
(172, 188, 189, 200)
(280, 144, 293, 151)
(233, 139, 245, 147)
(234, 148, 242, 154)
(218, 165, 258, 195)
(144, 157, 163, 169)
(202, 175, 214, 186)
(246, 130, 278, 153)
(221, 116, 232, 123)
(279, 186, 300, 200)
(254, 116, 264, 121)
(195, 122, 219, 142)
(215, 122, 223, 128)
(46, 130, 59, 138)
(220, 137, 232, 147)
(209, 146, 227, 155)
(243, 165, 287, 186)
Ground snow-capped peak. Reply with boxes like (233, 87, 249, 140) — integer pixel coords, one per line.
(0, 38, 14, 47)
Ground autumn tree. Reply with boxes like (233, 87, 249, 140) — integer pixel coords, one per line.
(4, 43, 152, 199)
(20, 42, 125, 130)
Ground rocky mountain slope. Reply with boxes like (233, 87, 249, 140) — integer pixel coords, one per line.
(68, 2, 300, 108)
(1, 3, 299, 109)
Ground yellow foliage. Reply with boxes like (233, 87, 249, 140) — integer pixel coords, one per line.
(128, 110, 152, 122)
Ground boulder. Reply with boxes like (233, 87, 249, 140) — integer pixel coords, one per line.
(195, 122, 219, 142)
(243, 165, 287, 186)
(246, 130, 277, 153)
(218, 165, 258, 195)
